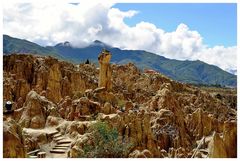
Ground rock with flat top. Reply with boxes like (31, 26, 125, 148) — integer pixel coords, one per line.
(98, 50, 112, 91)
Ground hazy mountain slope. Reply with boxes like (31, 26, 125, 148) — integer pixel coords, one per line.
(3, 35, 237, 87)
(3, 35, 63, 58)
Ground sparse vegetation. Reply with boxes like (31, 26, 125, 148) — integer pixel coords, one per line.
(116, 99, 126, 111)
(82, 121, 132, 158)
(85, 59, 90, 64)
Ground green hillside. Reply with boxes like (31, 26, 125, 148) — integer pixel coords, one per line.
(3, 35, 63, 59)
(3, 35, 237, 87)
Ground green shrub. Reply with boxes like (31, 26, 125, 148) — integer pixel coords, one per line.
(117, 99, 126, 109)
(82, 121, 132, 158)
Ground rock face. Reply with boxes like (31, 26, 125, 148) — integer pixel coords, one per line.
(3, 119, 26, 158)
(97, 111, 159, 157)
(208, 120, 237, 158)
(223, 120, 237, 157)
(208, 132, 227, 158)
(98, 49, 112, 91)
(150, 83, 191, 149)
(3, 54, 237, 158)
(47, 63, 62, 103)
(58, 96, 101, 121)
(19, 90, 57, 129)
(3, 54, 97, 103)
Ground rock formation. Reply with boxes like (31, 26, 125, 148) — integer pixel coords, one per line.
(3, 54, 97, 104)
(3, 54, 237, 158)
(19, 90, 57, 129)
(208, 120, 237, 158)
(208, 132, 227, 158)
(98, 49, 112, 91)
(223, 120, 237, 157)
(46, 63, 62, 103)
(3, 119, 26, 158)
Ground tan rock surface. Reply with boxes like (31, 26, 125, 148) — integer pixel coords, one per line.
(208, 132, 227, 158)
(3, 54, 237, 158)
(98, 49, 112, 90)
(3, 119, 26, 158)
(223, 120, 237, 157)
(19, 90, 56, 129)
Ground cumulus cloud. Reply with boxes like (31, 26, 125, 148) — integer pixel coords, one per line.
(3, 2, 237, 74)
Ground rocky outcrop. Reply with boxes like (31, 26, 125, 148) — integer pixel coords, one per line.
(3, 119, 26, 158)
(98, 49, 112, 91)
(187, 108, 215, 139)
(22, 129, 45, 152)
(125, 101, 134, 112)
(97, 111, 159, 157)
(223, 120, 237, 157)
(101, 102, 113, 114)
(19, 90, 57, 129)
(3, 54, 97, 103)
(46, 63, 62, 103)
(92, 87, 117, 105)
(3, 54, 237, 158)
(58, 96, 72, 119)
(58, 96, 101, 121)
(150, 83, 191, 149)
(70, 133, 93, 157)
(45, 116, 64, 127)
(208, 132, 227, 158)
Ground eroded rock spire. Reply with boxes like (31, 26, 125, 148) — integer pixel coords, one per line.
(98, 49, 112, 90)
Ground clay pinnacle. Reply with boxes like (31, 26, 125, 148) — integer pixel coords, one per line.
(98, 49, 112, 91)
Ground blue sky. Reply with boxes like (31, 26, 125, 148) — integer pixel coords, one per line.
(114, 3, 237, 47)
(3, 2, 237, 73)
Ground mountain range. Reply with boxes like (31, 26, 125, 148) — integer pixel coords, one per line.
(3, 34, 237, 87)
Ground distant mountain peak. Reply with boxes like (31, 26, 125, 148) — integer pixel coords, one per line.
(3, 34, 237, 87)
(63, 41, 71, 47)
(93, 40, 103, 44)
(55, 41, 72, 47)
(91, 40, 111, 48)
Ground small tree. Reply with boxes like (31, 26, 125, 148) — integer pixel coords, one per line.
(85, 59, 90, 64)
(82, 121, 132, 158)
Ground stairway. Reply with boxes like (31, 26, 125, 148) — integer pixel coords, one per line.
(48, 131, 72, 157)
(38, 129, 73, 158)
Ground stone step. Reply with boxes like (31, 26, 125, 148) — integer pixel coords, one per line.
(55, 145, 71, 148)
(47, 131, 59, 136)
(27, 149, 41, 156)
(53, 133, 62, 138)
(53, 137, 65, 142)
(199, 149, 209, 155)
(56, 142, 71, 146)
(53, 147, 68, 150)
(57, 140, 72, 145)
(37, 152, 46, 158)
(50, 149, 66, 154)
(29, 155, 38, 158)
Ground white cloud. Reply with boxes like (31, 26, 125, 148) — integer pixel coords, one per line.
(3, 2, 237, 74)
(197, 46, 237, 74)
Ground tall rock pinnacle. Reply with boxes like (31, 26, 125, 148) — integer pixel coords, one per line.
(98, 49, 112, 91)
